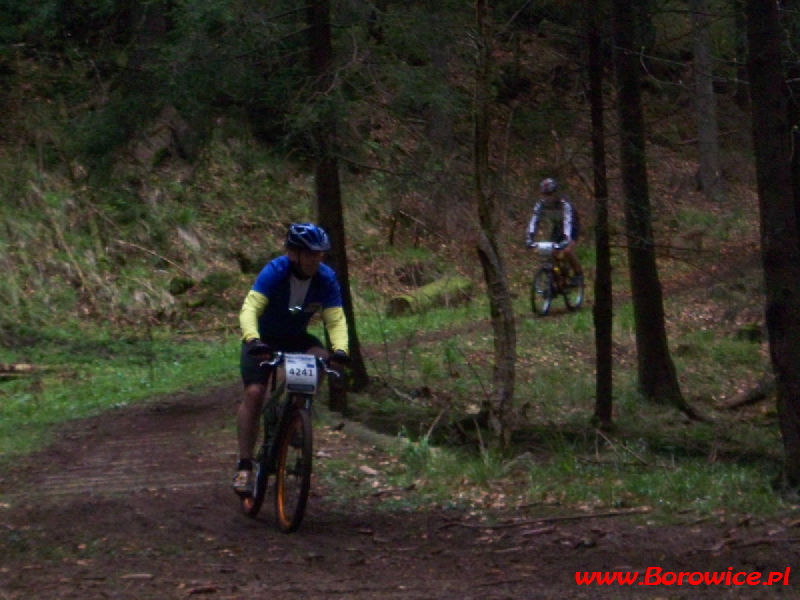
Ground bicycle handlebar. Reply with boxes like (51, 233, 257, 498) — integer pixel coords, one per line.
(258, 352, 342, 379)
(528, 241, 567, 253)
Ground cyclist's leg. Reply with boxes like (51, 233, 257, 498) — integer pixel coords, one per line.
(234, 341, 271, 494)
(238, 383, 266, 463)
(563, 240, 583, 278)
(233, 383, 265, 495)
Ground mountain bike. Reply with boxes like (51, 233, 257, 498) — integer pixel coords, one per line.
(528, 241, 584, 316)
(239, 351, 340, 532)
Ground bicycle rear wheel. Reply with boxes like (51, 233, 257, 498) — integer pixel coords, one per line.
(563, 276, 584, 311)
(274, 403, 312, 533)
(531, 268, 554, 316)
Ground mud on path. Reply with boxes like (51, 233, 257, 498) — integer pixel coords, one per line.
(0, 384, 798, 599)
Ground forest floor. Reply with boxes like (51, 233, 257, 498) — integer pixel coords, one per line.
(2, 220, 798, 599)
(1, 378, 798, 599)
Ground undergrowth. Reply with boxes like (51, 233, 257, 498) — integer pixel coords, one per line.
(1, 197, 787, 520)
(0, 54, 787, 521)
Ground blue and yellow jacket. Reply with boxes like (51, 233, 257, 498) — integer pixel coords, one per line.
(238, 255, 349, 354)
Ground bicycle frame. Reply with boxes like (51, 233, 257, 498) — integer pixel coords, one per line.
(529, 241, 583, 315)
(256, 353, 318, 474)
(532, 241, 567, 287)
(264, 350, 329, 415)
(242, 352, 339, 531)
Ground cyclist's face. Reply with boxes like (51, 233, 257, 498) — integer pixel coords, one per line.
(289, 248, 325, 278)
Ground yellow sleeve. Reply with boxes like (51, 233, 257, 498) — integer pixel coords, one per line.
(322, 306, 349, 354)
(239, 290, 268, 342)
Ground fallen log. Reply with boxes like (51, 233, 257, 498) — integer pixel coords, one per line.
(0, 363, 40, 379)
(724, 376, 775, 410)
(386, 275, 474, 317)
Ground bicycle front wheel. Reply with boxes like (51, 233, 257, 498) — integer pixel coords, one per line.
(563, 276, 585, 311)
(531, 268, 554, 316)
(274, 405, 312, 533)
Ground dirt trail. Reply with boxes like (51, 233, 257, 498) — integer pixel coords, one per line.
(1, 383, 797, 599)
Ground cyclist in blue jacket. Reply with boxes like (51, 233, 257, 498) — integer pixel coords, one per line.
(526, 177, 583, 284)
(233, 223, 349, 496)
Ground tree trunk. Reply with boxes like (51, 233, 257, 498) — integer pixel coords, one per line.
(613, 0, 695, 415)
(474, 0, 516, 447)
(691, 0, 725, 203)
(307, 0, 369, 406)
(586, 0, 613, 426)
(733, 0, 750, 108)
(785, 0, 800, 217)
(745, 0, 800, 488)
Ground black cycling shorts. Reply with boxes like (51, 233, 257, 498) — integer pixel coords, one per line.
(240, 332, 325, 387)
(550, 224, 579, 244)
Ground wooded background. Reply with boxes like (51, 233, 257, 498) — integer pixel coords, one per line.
(2, 1, 800, 485)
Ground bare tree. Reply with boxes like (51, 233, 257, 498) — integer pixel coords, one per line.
(613, 0, 698, 417)
(745, 0, 800, 487)
(691, 0, 725, 202)
(733, 0, 750, 108)
(474, 0, 516, 447)
(586, 0, 613, 426)
(307, 0, 369, 405)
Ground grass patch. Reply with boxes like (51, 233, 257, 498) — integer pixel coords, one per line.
(0, 325, 238, 459)
(526, 454, 783, 518)
(317, 420, 790, 520)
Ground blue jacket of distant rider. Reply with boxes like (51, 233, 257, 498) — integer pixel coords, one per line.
(238, 255, 348, 354)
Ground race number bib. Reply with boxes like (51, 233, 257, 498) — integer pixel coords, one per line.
(285, 354, 317, 393)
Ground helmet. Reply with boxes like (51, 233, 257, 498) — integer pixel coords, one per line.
(540, 178, 558, 194)
(286, 223, 331, 252)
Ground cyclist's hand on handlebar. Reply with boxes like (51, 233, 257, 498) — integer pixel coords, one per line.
(246, 338, 272, 357)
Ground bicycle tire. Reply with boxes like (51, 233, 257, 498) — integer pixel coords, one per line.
(531, 268, 554, 316)
(563, 277, 585, 311)
(274, 403, 312, 533)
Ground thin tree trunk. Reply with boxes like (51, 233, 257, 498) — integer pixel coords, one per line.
(474, 0, 516, 447)
(733, 0, 750, 108)
(745, 0, 800, 487)
(307, 0, 369, 406)
(613, 0, 697, 416)
(586, 0, 613, 426)
(691, 0, 724, 202)
(785, 0, 800, 218)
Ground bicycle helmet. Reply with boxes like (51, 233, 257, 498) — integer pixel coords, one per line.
(540, 178, 558, 194)
(286, 222, 331, 252)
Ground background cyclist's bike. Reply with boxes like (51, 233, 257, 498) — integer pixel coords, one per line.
(528, 241, 584, 316)
(239, 351, 339, 532)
